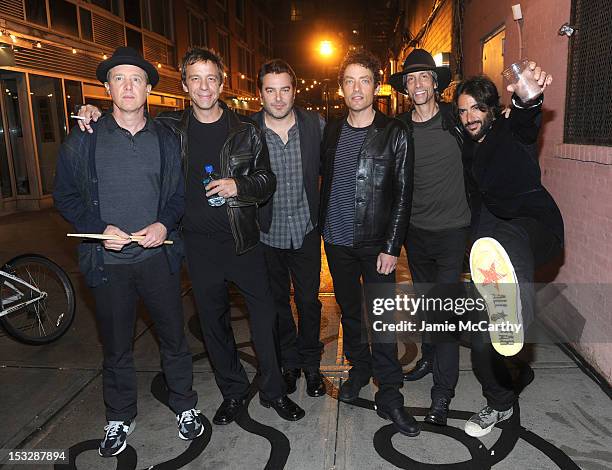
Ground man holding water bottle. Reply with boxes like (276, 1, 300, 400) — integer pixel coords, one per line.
(156, 47, 305, 424)
(456, 61, 563, 437)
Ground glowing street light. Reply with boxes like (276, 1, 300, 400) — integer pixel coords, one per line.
(319, 40, 333, 57)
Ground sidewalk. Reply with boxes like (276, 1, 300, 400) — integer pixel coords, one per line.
(0, 209, 610, 469)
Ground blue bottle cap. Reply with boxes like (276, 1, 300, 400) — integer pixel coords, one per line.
(205, 164, 214, 173)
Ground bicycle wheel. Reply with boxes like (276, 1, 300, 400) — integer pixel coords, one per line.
(0, 254, 76, 345)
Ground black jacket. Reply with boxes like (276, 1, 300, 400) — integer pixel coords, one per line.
(53, 115, 185, 287)
(251, 106, 322, 232)
(320, 110, 414, 256)
(462, 95, 564, 244)
(156, 101, 276, 254)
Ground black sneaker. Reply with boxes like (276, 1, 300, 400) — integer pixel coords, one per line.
(177, 408, 204, 440)
(99, 420, 135, 457)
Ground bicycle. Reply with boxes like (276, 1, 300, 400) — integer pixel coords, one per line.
(0, 254, 75, 344)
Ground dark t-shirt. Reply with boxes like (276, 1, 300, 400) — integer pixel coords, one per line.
(410, 112, 470, 230)
(322, 121, 369, 246)
(96, 115, 162, 264)
(183, 110, 232, 237)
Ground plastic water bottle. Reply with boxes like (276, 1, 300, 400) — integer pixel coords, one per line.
(202, 164, 226, 207)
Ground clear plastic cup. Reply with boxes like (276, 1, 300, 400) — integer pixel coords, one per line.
(502, 59, 543, 102)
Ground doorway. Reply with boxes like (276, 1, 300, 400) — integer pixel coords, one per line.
(482, 28, 506, 99)
(0, 73, 32, 204)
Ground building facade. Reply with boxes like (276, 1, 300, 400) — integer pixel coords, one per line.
(0, 0, 272, 214)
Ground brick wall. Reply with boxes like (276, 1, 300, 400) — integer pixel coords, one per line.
(401, 0, 453, 57)
(464, 0, 612, 382)
(420, 0, 453, 55)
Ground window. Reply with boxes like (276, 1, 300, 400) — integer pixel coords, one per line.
(79, 8, 93, 41)
(482, 28, 505, 97)
(258, 18, 272, 57)
(235, 0, 246, 39)
(125, 0, 142, 27)
(238, 46, 254, 93)
(218, 31, 231, 87)
(84, 97, 112, 114)
(29, 75, 67, 195)
(236, 0, 245, 23)
(564, 0, 612, 146)
(50, 0, 78, 37)
(87, 0, 121, 16)
(25, 0, 47, 26)
(1, 78, 30, 196)
(64, 80, 83, 130)
(167, 45, 176, 67)
(218, 31, 230, 67)
(290, 1, 303, 21)
(216, 0, 229, 27)
(148, 94, 180, 118)
(143, 0, 174, 40)
(126, 28, 143, 56)
(189, 11, 208, 47)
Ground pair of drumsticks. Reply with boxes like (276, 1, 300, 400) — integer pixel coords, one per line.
(67, 234, 174, 245)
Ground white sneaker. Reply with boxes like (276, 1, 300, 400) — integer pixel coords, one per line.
(470, 237, 524, 356)
(99, 420, 135, 457)
(177, 408, 204, 440)
(465, 406, 513, 437)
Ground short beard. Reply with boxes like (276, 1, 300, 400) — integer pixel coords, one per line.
(466, 110, 495, 141)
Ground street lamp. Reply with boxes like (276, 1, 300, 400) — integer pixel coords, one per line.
(315, 39, 338, 120)
(319, 40, 333, 57)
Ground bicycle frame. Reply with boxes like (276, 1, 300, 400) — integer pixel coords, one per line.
(0, 269, 47, 318)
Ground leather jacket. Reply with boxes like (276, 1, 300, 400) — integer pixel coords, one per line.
(320, 110, 414, 256)
(157, 101, 276, 254)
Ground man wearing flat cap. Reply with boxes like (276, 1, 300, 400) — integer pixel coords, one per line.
(54, 47, 203, 457)
(389, 49, 471, 426)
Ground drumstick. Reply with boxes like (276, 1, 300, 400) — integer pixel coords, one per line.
(67, 233, 174, 245)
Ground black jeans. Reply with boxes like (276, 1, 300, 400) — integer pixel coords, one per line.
(471, 208, 563, 410)
(404, 225, 470, 401)
(470, 315, 516, 411)
(263, 229, 323, 371)
(184, 232, 284, 401)
(92, 253, 197, 421)
(324, 242, 404, 412)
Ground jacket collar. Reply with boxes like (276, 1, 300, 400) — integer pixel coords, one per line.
(218, 99, 243, 131)
(371, 108, 391, 129)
